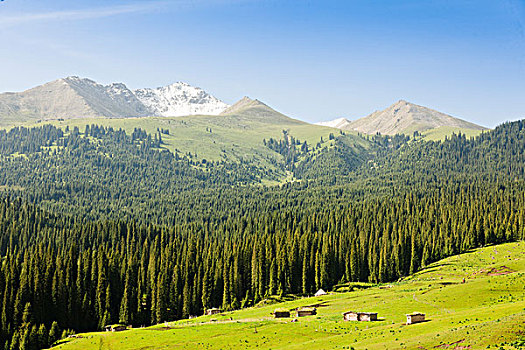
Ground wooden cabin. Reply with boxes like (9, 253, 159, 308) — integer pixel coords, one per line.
(205, 308, 222, 316)
(342, 311, 378, 322)
(273, 309, 290, 318)
(296, 307, 317, 317)
(406, 312, 425, 325)
(104, 324, 127, 332)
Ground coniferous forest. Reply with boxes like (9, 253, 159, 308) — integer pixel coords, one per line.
(0, 120, 524, 349)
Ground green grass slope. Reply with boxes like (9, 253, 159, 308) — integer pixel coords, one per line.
(16, 99, 370, 182)
(421, 125, 486, 141)
(45, 114, 337, 162)
(54, 241, 525, 350)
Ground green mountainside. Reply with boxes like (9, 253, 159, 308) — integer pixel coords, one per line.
(0, 118, 523, 223)
(39, 96, 354, 174)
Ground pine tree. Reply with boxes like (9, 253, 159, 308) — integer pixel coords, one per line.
(409, 231, 419, 275)
(22, 303, 32, 325)
(349, 240, 358, 281)
(36, 324, 47, 349)
(48, 321, 60, 346)
(201, 267, 212, 312)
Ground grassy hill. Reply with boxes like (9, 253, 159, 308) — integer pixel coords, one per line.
(44, 114, 339, 163)
(18, 98, 370, 183)
(53, 241, 525, 350)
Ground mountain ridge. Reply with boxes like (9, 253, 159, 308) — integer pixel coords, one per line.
(317, 100, 487, 135)
(62, 76, 151, 118)
(0, 78, 488, 136)
(135, 81, 229, 117)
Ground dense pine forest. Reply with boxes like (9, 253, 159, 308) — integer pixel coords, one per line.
(0, 120, 524, 349)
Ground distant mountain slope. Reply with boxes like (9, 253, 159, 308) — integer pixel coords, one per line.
(0, 78, 100, 124)
(318, 100, 486, 136)
(349, 100, 486, 135)
(0, 77, 229, 125)
(64, 77, 151, 118)
(0, 77, 150, 123)
(134, 82, 229, 117)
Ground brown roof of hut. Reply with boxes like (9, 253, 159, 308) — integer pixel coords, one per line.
(273, 309, 291, 318)
(296, 307, 317, 317)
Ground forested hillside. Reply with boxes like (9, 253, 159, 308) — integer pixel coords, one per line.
(0, 120, 524, 349)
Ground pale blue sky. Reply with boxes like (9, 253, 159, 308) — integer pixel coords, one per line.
(0, 0, 524, 126)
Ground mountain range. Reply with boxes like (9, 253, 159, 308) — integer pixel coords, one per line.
(0, 77, 487, 137)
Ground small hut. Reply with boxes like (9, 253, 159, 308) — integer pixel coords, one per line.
(406, 312, 425, 325)
(273, 308, 290, 318)
(296, 307, 317, 317)
(104, 324, 127, 332)
(314, 289, 327, 297)
(205, 308, 222, 316)
(342, 311, 378, 322)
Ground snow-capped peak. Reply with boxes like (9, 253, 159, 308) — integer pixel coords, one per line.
(134, 82, 229, 117)
(315, 117, 352, 129)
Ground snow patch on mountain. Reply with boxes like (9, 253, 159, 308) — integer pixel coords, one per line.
(134, 82, 229, 117)
(315, 117, 352, 129)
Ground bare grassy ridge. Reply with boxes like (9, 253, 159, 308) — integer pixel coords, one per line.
(54, 241, 525, 350)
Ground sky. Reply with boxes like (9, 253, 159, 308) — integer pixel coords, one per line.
(0, 0, 524, 127)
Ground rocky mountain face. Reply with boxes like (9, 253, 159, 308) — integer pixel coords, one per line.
(317, 100, 486, 135)
(0, 77, 229, 124)
(64, 77, 150, 118)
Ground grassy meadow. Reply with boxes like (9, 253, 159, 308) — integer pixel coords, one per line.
(18, 113, 370, 184)
(421, 125, 486, 141)
(53, 241, 525, 350)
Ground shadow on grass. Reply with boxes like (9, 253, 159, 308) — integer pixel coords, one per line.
(303, 301, 330, 308)
(403, 319, 432, 326)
